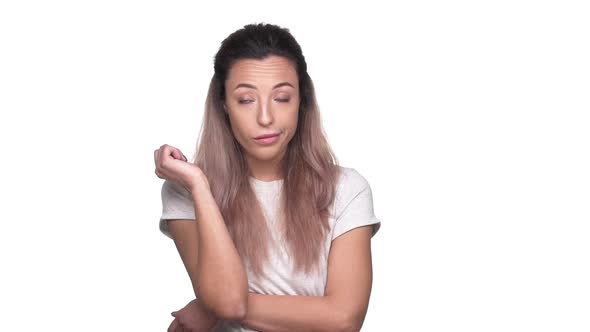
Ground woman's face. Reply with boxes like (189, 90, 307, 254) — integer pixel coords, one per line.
(224, 55, 300, 169)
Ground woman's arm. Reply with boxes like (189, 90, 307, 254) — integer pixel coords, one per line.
(169, 209, 373, 331)
(241, 294, 345, 332)
(168, 220, 200, 297)
(155, 145, 247, 320)
(168, 177, 248, 321)
(238, 225, 374, 332)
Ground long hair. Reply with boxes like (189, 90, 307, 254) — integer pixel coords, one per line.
(190, 23, 340, 278)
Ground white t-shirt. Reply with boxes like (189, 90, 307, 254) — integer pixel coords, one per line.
(159, 166, 381, 331)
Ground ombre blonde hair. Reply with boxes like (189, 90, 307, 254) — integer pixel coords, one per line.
(190, 23, 341, 279)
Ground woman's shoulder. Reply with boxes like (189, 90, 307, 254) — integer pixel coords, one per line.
(335, 165, 372, 192)
(332, 165, 375, 213)
(331, 165, 381, 239)
(161, 179, 193, 200)
(160, 179, 195, 217)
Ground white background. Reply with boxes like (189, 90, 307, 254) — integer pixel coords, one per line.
(1, 0, 589, 331)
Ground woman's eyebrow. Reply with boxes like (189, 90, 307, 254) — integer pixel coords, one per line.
(234, 82, 294, 91)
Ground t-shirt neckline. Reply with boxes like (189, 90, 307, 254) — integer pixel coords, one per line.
(249, 176, 284, 188)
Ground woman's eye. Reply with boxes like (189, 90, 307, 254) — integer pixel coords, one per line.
(239, 98, 289, 104)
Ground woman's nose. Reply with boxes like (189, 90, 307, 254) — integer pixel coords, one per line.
(257, 102, 274, 125)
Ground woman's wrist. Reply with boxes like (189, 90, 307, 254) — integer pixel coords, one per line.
(189, 171, 211, 194)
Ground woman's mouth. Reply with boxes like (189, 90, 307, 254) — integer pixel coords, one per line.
(254, 132, 281, 145)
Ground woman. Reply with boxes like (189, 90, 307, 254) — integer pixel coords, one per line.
(154, 23, 381, 332)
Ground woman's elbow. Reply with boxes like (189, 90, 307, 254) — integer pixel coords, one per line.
(337, 308, 366, 332)
(214, 293, 248, 321)
(337, 318, 362, 332)
(198, 275, 249, 320)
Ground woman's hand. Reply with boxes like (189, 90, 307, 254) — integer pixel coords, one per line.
(154, 144, 209, 193)
(168, 298, 219, 332)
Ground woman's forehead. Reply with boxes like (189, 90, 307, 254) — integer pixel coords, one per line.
(228, 56, 298, 84)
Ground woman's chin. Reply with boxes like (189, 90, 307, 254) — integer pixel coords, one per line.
(248, 146, 286, 161)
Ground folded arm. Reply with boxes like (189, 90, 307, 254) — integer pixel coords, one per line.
(167, 178, 248, 321)
(239, 225, 375, 332)
(170, 209, 374, 331)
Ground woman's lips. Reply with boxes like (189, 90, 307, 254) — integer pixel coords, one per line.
(254, 132, 280, 145)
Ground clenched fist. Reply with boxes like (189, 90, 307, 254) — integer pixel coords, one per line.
(154, 144, 209, 193)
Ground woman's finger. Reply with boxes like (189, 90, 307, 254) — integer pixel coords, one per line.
(170, 147, 183, 160)
(167, 317, 179, 332)
(156, 147, 162, 162)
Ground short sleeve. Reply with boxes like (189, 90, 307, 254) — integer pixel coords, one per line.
(331, 169, 381, 241)
(159, 179, 197, 239)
